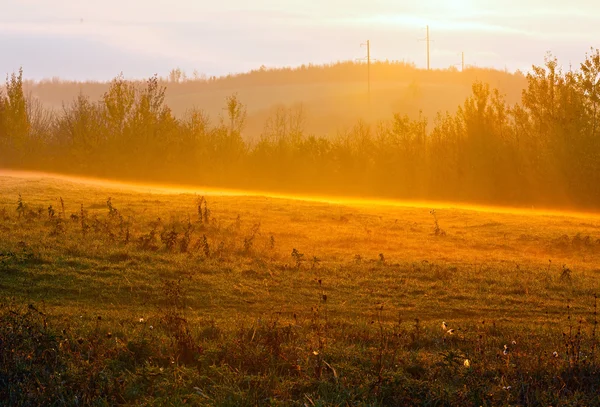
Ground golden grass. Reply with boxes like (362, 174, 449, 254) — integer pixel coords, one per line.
(1, 169, 599, 327)
(3, 170, 600, 404)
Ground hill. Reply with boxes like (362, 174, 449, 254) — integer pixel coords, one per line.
(23, 61, 527, 139)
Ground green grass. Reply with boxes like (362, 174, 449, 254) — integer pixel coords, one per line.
(2, 171, 600, 406)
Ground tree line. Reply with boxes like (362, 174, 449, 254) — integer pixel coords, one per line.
(1, 49, 599, 210)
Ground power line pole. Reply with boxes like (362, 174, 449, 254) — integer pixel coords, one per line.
(367, 40, 371, 103)
(360, 40, 371, 105)
(426, 25, 430, 70)
(419, 26, 431, 70)
(462, 51, 465, 72)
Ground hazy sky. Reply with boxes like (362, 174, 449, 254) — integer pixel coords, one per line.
(1, 0, 599, 80)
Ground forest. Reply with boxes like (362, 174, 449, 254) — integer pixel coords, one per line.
(1, 49, 599, 209)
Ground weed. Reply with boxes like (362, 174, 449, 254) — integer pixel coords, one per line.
(214, 241, 225, 258)
(291, 248, 304, 268)
(430, 209, 446, 236)
(200, 234, 210, 257)
(16, 194, 25, 219)
(80, 204, 89, 235)
(196, 196, 205, 223)
(179, 217, 193, 253)
(561, 264, 572, 281)
(269, 234, 275, 250)
(243, 222, 261, 253)
(138, 221, 159, 251)
(161, 277, 198, 364)
(107, 197, 119, 218)
(311, 256, 321, 269)
(161, 227, 179, 251)
(203, 199, 211, 224)
(49, 217, 66, 236)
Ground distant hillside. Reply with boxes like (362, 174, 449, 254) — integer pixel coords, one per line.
(22, 61, 527, 139)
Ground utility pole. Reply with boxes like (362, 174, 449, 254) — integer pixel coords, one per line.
(461, 51, 465, 72)
(426, 25, 430, 70)
(419, 26, 431, 70)
(360, 40, 371, 105)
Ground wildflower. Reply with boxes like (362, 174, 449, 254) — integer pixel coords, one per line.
(553, 351, 559, 358)
(106, 332, 112, 339)
(446, 329, 455, 335)
(511, 340, 516, 345)
(149, 325, 154, 330)
(463, 359, 470, 367)
(139, 317, 145, 323)
(503, 386, 512, 390)
(313, 351, 319, 356)
(442, 321, 448, 330)
(503, 345, 509, 355)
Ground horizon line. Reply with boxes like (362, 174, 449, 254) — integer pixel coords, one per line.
(4, 59, 531, 84)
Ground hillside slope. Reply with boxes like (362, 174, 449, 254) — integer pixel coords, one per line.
(24, 62, 526, 139)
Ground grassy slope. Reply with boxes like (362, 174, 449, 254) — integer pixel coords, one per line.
(1, 171, 600, 405)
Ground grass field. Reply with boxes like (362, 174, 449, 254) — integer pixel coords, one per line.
(2, 170, 600, 406)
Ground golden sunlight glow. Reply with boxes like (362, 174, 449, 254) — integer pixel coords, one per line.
(3, 169, 598, 221)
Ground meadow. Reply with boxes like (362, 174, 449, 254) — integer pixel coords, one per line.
(2, 170, 600, 406)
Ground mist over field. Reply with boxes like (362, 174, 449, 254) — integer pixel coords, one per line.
(1, 51, 600, 210)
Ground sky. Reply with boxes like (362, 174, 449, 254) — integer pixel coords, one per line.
(0, 0, 599, 81)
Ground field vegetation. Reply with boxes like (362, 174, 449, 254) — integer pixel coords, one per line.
(1, 172, 600, 405)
